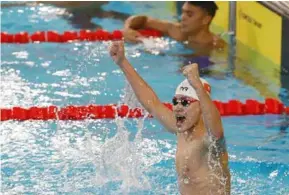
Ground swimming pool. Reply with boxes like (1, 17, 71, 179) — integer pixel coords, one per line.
(1, 2, 288, 195)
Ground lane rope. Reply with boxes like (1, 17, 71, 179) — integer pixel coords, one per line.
(1, 98, 288, 121)
(0, 29, 162, 44)
(2, 30, 288, 121)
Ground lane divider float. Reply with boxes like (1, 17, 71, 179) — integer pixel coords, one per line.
(0, 29, 162, 44)
(1, 98, 288, 121)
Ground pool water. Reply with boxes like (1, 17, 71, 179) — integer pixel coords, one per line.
(1, 2, 289, 195)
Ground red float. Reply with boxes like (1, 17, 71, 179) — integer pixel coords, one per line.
(1, 29, 162, 44)
(1, 99, 287, 121)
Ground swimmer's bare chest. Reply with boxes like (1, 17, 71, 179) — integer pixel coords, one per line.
(175, 135, 209, 183)
(168, 25, 221, 56)
(175, 134, 230, 195)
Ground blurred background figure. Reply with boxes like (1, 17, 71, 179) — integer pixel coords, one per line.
(1, 1, 129, 29)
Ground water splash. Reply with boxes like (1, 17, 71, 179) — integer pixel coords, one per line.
(206, 131, 230, 194)
(47, 81, 154, 194)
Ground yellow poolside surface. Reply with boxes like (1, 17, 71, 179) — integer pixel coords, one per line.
(210, 1, 283, 99)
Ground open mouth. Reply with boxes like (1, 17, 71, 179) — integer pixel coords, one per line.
(176, 116, 186, 127)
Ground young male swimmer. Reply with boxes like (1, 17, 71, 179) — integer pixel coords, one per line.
(109, 41, 231, 195)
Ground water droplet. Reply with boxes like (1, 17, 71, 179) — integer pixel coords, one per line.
(183, 178, 189, 184)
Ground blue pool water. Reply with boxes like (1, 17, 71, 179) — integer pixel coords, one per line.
(1, 2, 289, 195)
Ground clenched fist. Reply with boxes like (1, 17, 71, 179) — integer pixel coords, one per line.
(182, 63, 202, 89)
(109, 41, 126, 66)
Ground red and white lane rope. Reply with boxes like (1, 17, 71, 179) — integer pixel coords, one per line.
(1, 29, 162, 44)
(1, 98, 288, 121)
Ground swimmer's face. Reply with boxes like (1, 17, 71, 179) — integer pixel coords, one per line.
(180, 2, 212, 34)
(172, 95, 201, 133)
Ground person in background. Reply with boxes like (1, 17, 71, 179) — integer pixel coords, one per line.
(123, 1, 226, 57)
(1, 1, 129, 29)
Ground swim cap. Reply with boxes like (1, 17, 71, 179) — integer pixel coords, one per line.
(175, 78, 211, 100)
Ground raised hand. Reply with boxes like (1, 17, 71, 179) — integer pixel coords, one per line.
(182, 63, 202, 89)
(109, 41, 126, 66)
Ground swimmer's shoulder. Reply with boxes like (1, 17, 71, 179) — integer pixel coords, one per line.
(212, 34, 227, 51)
(168, 22, 187, 42)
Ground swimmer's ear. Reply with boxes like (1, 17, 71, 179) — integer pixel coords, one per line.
(202, 15, 212, 26)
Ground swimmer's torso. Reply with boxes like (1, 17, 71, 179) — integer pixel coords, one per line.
(167, 24, 226, 56)
(176, 132, 230, 195)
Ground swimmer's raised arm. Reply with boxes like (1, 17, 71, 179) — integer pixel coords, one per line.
(123, 15, 177, 43)
(109, 41, 177, 134)
(124, 15, 173, 34)
(183, 63, 224, 139)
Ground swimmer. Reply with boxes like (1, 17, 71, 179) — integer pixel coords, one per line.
(109, 41, 231, 195)
(1, 1, 129, 29)
(122, 1, 226, 56)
